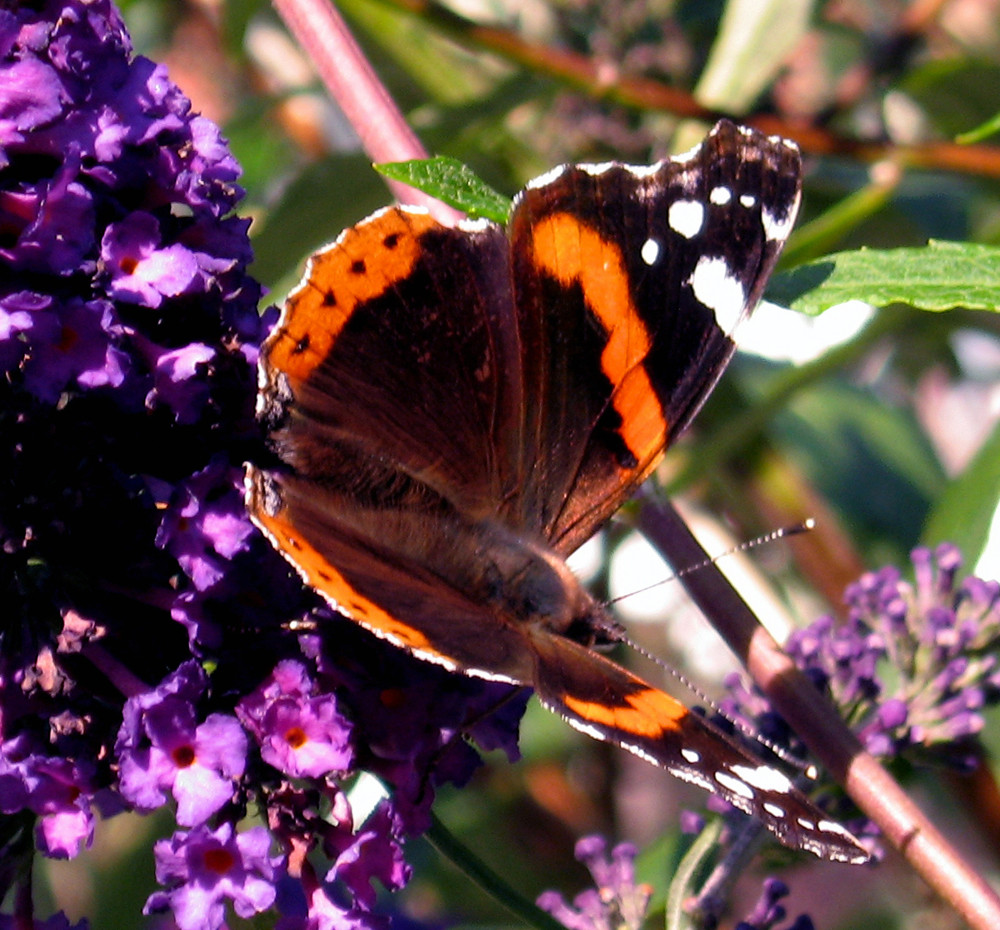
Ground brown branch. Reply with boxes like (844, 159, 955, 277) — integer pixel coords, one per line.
(367, 0, 1000, 179)
(637, 494, 1000, 930)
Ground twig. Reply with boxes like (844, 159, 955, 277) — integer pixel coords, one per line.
(271, 0, 464, 223)
(363, 0, 1000, 179)
(636, 494, 1000, 930)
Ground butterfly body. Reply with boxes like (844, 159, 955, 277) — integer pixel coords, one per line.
(248, 121, 869, 863)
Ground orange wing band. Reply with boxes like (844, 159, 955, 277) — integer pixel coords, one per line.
(529, 213, 668, 466)
(562, 685, 688, 740)
(252, 500, 436, 655)
(267, 209, 439, 386)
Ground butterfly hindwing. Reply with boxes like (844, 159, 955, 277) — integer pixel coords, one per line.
(529, 633, 867, 863)
(249, 206, 542, 676)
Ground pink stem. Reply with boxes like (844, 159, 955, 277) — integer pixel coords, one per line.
(271, 0, 464, 224)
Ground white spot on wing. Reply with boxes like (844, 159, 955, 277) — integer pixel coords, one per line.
(681, 747, 701, 764)
(577, 161, 618, 177)
(688, 256, 747, 333)
(731, 763, 794, 793)
(618, 162, 661, 179)
(458, 217, 495, 233)
(762, 205, 795, 242)
(715, 770, 755, 800)
(640, 238, 661, 265)
(740, 193, 756, 208)
(710, 186, 732, 205)
(668, 200, 705, 239)
(763, 801, 786, 819)
(819, 819, 856, 838)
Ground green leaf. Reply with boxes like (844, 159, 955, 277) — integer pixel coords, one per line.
(768, 241, 1000, 315)
(956, 109, 1000, 144)
(375, 156, 512, 223)
(922, 416, 1000, 563)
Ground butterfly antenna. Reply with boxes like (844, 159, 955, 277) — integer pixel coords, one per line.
(605, 519, 818, 776)
(605, 520, 814, 608)
(616, 631, 817, 775)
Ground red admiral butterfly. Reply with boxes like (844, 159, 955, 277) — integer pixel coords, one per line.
(247, 121, 868, 863)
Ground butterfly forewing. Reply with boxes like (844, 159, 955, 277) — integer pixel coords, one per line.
(508, 121, 802, 553)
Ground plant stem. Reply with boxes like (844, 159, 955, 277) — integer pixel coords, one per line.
(271, 0, 464, 223)
(637, 495, 1000, 930)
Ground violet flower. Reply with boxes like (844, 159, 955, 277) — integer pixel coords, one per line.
(713, 542, 1000, 860)
(735, 878, 814, 930)
(325, 801, 412, 911)
(101, 212, 201, 309)
(0, 2, 524, 928)
(237, 660, 353, 779)
(10, 4, 989, 930)
(145, 823, 281, 930)
(547, 547, 998, 930)
(779, 543, 1000, 767)
(3, 747, 99, 859)
(116, 662, 247, 826)
(538, 836, 651, 930)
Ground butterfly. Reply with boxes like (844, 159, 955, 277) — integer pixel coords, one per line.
(246, 120, 868, 863)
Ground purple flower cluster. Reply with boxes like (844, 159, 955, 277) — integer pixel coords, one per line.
(7, 3, 993, 929)
(734, 878, 814, 930)
(0, 3, 524, 928)
(538, 838, 816, 930)
(537, 836, 651, 930)
(543, 547, 1000, 930)
(723, 543, 1000, 771)
(798, 543, 1000, 764)
(709, 541, 1000, 867)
